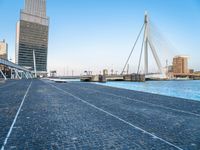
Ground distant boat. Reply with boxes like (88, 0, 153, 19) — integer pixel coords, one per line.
(50, 78, 68, 83)
(172, 77, 191, 81)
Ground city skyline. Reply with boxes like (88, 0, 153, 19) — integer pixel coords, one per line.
(0, 0, 200, 75)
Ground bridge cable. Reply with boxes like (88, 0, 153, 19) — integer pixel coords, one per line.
(137, 24, 147, 74)
(121, 23, 145, 75)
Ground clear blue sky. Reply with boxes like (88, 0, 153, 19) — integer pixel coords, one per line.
(0, 0, 199, 75)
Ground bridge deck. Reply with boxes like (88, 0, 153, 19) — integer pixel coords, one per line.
(0, 79, 200, 150)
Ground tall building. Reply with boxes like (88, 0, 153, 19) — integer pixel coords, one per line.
(0, 40, 8, 60)
(173, 55, 189, 74)
(15, 0, 49, 75)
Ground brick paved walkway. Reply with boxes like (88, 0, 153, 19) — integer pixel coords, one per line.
(0, 79, 200, 150)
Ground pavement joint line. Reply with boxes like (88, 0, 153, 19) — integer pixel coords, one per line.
(1, 81, 32, 150)
(0, 81, 19, 89)
(67, 82, 200, 118)
(44, 81, 183, 150)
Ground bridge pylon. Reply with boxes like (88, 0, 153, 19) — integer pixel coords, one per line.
(121, 12, 165, 77)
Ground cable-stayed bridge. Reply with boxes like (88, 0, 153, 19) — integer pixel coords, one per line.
(81, 12, 177, 82)
(121, 12, 175, 79)
(0, 58, 33, 80)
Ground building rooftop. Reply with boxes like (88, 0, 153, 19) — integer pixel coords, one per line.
(174, 55, 189, 58)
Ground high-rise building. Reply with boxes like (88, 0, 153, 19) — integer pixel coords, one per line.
(173, 55, 189, 74)
(0, 40, 8, 60)
(15, 0, 49, 75)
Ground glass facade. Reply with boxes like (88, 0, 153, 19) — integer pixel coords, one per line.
(15, 0, 49, 73)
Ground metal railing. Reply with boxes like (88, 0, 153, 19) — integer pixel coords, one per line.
(0, 58, 31, 72)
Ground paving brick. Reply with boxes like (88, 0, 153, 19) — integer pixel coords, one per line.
(0, 79, 200, 150)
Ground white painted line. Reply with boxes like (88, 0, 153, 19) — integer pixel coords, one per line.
(1, 81, 32, 150)
(46, 82, 183, 150)
(68, 83, 200, 118)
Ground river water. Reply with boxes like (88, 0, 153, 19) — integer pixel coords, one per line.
(96, 80, 200, 101)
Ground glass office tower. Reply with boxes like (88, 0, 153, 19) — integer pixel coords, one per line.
(15, 0, 49, 76)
